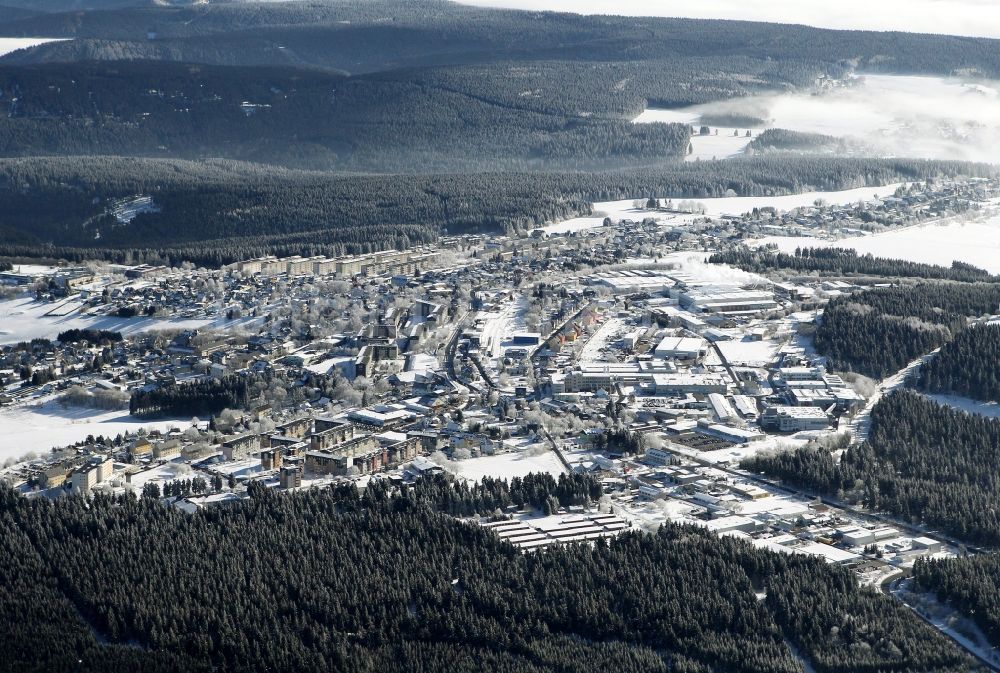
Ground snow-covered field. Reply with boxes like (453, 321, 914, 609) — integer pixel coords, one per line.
(455, 0, 1000, 39)
(924, 393, 1000, 419)
(0, 399, 187, 463)
(0, 38, 67, 57)
(0, 295, 257, 345)
(755, 214, 1000, 274)
(632, 107, 758, 160)
(446, 449, 566, 482)
(546, 184, 900, 235)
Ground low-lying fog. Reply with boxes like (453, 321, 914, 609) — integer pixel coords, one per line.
(456, 0, 1000, 39)
(635, 74, 1000, 164)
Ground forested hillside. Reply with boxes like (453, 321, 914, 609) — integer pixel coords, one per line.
(914, 554, 1000, 649)
(4, 0, 1000, 81)
(918, 324, 1000, 402)
(0, 476, 977, 673)
(0, 156, 986, 267)
(710, 247, 995, 283)
(814, 283, 1000, 378)
(0, 60, 696, 172)
(745, 391, 1000, 547)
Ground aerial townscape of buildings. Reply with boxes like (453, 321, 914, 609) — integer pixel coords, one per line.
(0, 176, 996, 574)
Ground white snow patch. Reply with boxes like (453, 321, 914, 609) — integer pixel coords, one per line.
(0, 38, 68, 57)
(0, 399, 186, 463)
(755, 214, 1000, 274)
(446, 449, 566, 482)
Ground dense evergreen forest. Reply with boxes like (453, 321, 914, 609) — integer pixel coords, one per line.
(711, 247, 995, 283)
(0, 156, 989, 267)
(0, 60, 698, 172)
(914, 554, 1000, 649)
(129, 373, 257, 417)
(745, 391, 1000, 547)
(0, 475, 978, 673)
(917, 324, 1000, 403)
(748, 130, 855, 154)
(814, 282, 1000, 378)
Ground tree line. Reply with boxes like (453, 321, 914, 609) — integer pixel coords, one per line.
(0, 473, 977, 673)
(914, 553, 1000, 649)
(711, 247, 995, 283)
(917, 323, 1000, 403)
(814, 282, 1000, 378)
(129, 373, 256, 417)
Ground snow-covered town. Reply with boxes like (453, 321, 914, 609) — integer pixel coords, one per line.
(4, 175, 1000, 636)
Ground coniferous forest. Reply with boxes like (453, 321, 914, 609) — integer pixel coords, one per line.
(710, 247, 995, 283)
(0, 476, 978, 673)
(814, 283, 1000, 378)
(917, 324, 1000, 403)
(745, 391, 1000, 547)
(914, 553, 1000, 649)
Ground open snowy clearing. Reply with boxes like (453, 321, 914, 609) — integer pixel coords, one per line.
(0, 295, 258, 345)
(0, 399, 187, 463)
(923, 393, 1000, 419)
(446, 449, 566, 482)
(755, 214, 1000, 274)
(632, 108, 759, 160)
(0, 38, 67, 57)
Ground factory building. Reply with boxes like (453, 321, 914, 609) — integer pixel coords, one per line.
(761, 406, 830, 432)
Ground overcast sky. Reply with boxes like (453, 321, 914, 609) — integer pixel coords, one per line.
(456, 0, 1000, 39)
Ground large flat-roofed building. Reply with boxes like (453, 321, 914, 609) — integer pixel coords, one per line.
(778, 366, 825, 382)
(761, 406, 830, 432)
(681, 286, 779, 316)
(652, 373, 729, 396)
(592, 270, 679, 294)
(654, 336, 707, 362)
(554, 361, 678, 393)
(285, 256, 314, 276)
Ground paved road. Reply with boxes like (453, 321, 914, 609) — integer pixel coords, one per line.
(848, 347, 940, 443)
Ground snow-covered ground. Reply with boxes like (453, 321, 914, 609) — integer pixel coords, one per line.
(756, 215, 1000, 274)
(578, 317, 624, 363)
(0, 295, 258, 345)
(632, 108, 759, 160)
(0, 38, 67, 57)
(544, 184, 902, 235)
(455, 1, 1000, 41)
(479, 296, 528, 359)
(445, 449, 566, 482)
(0, 399, 188, 463)
(716, 338, 781, 368)
(924, 393, 1000, 419)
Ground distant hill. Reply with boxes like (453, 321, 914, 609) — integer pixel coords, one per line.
(2, 1, 1000, 79)
(0, 0, 204, 11)
(0, 60, 701, 171)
